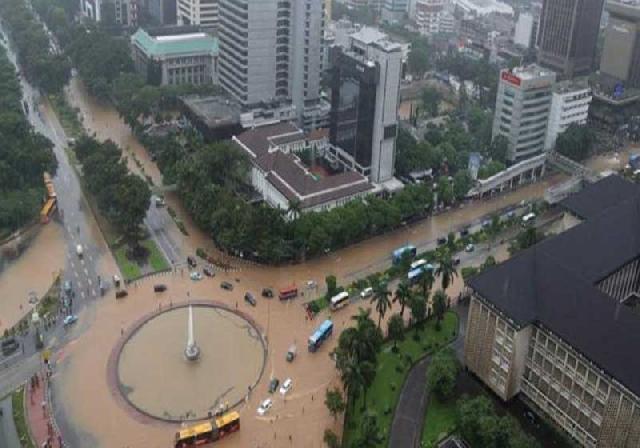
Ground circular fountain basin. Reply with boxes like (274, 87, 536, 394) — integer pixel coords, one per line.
(116, 304, 266, 421)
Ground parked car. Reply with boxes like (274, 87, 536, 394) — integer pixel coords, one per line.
(63, 280, 72, 295)
(360, 287, 373, 299)
(63, 315, 78, 326)
(203, 265, 215, 277)
(187, 256, 197, 268)
(113, 275, 121, 289)
(190, 271, 203, 281)
(459, 228, 470, 237)
(454, 257, 461, 266)
(268, 378, 280, 393)
(244, 292, 256, 306)
(221, 281, 233, 291)
(154, 196, 166, 207)
(261, 288, 274, 298)
(116, 290, 128, 299)
(153, 284, 167, 293)
(437, 237, 447, 245)
(279, 378, 293, 396)
(76, 244, 83, 258)
(465, 244, 475, 253)
(286, 344, 297, 362)
(257, 398, 273, 416)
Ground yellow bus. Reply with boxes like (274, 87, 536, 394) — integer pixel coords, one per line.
(174, 412, 240, 447)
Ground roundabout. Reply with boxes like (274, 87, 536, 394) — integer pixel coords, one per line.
(113, 303, 267, 422)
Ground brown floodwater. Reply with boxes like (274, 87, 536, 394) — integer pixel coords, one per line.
(117, 305, 266, 421)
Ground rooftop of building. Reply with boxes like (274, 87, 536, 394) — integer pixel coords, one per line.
(505, 64, 556, 81)
(606, 0, 640, 19)
(468, 176, 640, 397)
(131, 27, 218, 58)
(233, 123, 373, 209)
(181, 95, 241, 128)
(553, 78, 591, 95)
(350, 26, 403, 52)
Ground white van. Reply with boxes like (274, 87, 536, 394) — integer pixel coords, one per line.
(522, 212, 536, 226)
(360, 287, 373, 299)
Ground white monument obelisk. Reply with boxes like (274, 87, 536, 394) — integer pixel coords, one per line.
(184, 305, 200, 361)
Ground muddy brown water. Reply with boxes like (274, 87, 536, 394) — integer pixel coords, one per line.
(117, 305, 266, 421)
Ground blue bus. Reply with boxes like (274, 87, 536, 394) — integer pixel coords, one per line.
(308, 320, 333, 352)
(392, 245, 417, 265)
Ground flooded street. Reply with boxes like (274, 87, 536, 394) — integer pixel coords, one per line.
(117, 305, 265, 421)
(0, 223, 66, 333)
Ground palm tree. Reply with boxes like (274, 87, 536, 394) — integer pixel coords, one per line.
(393, 281, 412, 318)
(436, 253, 458, 292)
(420, 267, 435, 301)
(432, 289, 448, 324)
(340, 356, 366, 410)
(387, 313, 405, 350)
(287, 199, 302, 220)
(370, 278, 392, 328)
(357, 411, 384, 448)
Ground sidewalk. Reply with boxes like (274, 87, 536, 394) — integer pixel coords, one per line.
(0, 395, 20, 448)
(25, 371, 63, 448)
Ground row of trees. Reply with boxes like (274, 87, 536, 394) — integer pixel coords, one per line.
(0, 46, 57, 234)
(0, 0, 70, 93)
(72, 136, 150, 247)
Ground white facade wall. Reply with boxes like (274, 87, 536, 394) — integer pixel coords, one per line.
(415, 0, 451, 36)
(544, 87, 591, 150)
(177, 0, 218, 28)
(370, 44, 402, 183)
(513, 12, 534, 48)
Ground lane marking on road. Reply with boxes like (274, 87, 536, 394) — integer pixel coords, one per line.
(84, 268, 88, 276)
(81, 258, 85, 266)
(92, 289, 97, 297)
(80, 291, 85, 299)
(74, 270, 79, 279)
(70, 261, 75, 270)
(87, 278, 93, 286)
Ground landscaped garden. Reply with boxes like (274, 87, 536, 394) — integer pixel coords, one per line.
(341, 311, 458, 447)
(11, 387, 35, 448)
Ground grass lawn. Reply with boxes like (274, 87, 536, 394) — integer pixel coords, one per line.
(140, 239, 170, 271)
(113, 245, 142, 281)
(12, 386, 35, 448)
(342, 312, 458, 447)
(421, 396, 458, 447)
(48, 94, 83, 138)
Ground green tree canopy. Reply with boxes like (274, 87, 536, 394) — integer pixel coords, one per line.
(426, 348, 459, 400)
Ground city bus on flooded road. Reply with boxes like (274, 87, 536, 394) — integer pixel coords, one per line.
(308, 320, 333, 352)
(174, 411, 240, 447)
(392, 245, 417, 265)
(330, 291, 350, 311)
(279, 285, 298, 300)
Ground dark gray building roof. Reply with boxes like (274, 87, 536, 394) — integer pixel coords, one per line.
(469, 176, 640, 397)
(560, 174, 640, 220)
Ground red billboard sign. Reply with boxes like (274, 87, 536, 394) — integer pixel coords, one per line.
(501, 71, 521, 86)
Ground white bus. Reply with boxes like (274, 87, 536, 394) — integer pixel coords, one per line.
(410, 259, 427, 270)
(522, 212, 536, 226)
(330, 292, 350, 311)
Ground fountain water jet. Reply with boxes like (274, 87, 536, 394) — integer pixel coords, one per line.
(184, 305, 200, 361)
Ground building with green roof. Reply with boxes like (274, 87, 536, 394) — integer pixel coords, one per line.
(131, 27, 218, 86)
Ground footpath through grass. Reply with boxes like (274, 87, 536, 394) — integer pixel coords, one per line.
(12, 386, 35, 448)
(342, 312, 458, 447)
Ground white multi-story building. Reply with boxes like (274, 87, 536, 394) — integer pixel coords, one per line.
(492, 64, 556, 163)
(513, 12, 534, 48)
(415, 0, 454, 36)
(545, 80, 592, 150)
(80, 0, 138, 26)
(177, 0, 218, 30)
(218, 0, 327, 130)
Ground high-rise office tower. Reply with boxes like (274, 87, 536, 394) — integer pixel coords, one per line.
(218, 0, 326, 129)
(537, 0, 604, 78)
(382, 0, 408, 23)
(600, 0, 640, 90)
(177, 0, 218, 29)
(492, 65, 556, 163)
(329, 28, 402, 183)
